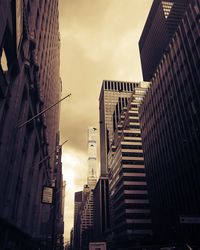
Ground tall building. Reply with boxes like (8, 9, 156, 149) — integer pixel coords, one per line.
(0, 0, 61, 249)
(80, 187, 94, 250)
(73, 128, 98, 250)
(139, 0, 200, 245)
(51, 135, 65, 250)
(93, 176, 110, 242)
(95, 81, 140, 245)
(87, 127, 97, 189)
(73, 185, 93, 250)
(73, 191, 83, 250)
(70, 229, 74, 250)
(99, 80, 140, 176)
(76, 127, 98, 249)
(28, 0, 61, 172)
(139, 0, 190, 81)
(74, 192, 83, 227)
(108, 82, 152, 249)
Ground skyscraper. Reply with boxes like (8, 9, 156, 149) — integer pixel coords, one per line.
(99, 80, 140, 176)
(73, 191, 83, 250)
(0, 1, 61, 248)
(51, 135, 65, 249)
(108, 82, 152, 249)
(93, 176, 110, 242)
(28, 0, 61, 171)
(80, 187, 94, 250)
(139, 0, 200, 244)
(87, 127, 97, 189)
(73, 128, 98, 250)
(139, 0, 190, 81)
(73, 184, 94, 250)
(94, 81, 139, 244)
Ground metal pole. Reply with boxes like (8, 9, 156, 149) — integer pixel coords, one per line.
(18, 94, 71, 128)
(36, 140, 68, 168)
(60, 140, 69, 147)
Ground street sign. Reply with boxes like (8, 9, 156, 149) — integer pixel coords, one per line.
(180, 216, 200, 224)
(42, 186, 53, 204)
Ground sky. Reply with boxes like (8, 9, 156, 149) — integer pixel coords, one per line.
(58, 0, 153, 242)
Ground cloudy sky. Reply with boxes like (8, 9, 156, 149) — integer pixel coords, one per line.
(58, 0, 153, 242)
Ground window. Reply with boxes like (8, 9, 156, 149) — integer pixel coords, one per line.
(162, 1, 174, 19)
(114, 81, 117, 90)
(0, 50, 8, 71)
(108, 81, 110, 90)
(105, 81, 107, 90)
(16, 0, 23, 50)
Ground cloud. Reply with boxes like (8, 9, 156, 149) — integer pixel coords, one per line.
(58, 0, 153, 241)
(62, 149, 88, 241)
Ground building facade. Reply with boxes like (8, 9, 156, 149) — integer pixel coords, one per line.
(93, 176, 110, 242)
(99, 80, 140, 176)
(80, 187, 94, 250)
(52, 135, 65, 250)
(73, 185, 93, 250)
(108, 82, 152, 249)
(96, 81, 140, 246)
(139, 0, 190, 81)
(0, 0, 62, 249)
(27, 0, 61, 169)
(139, 0, 200, 245)
(73, 191, 83, 250)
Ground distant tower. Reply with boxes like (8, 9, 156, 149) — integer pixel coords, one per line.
(87, 127, 97, 189)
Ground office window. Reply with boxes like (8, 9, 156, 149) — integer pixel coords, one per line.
(114, 81, 117, 90)
(105, 81, 107, 90)
(0, 50, 8, 71)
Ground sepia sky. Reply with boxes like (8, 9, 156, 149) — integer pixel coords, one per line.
(58, 0, 153, 242)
